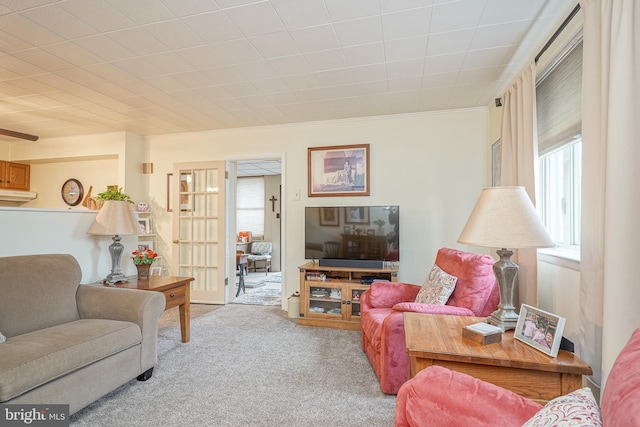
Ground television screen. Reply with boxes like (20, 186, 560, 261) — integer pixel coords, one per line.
(305, 206, 399, 261)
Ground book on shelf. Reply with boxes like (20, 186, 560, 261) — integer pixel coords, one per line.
(462, 322, 502, 345)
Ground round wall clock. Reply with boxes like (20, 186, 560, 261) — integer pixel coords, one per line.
(61, 178, 84, 206)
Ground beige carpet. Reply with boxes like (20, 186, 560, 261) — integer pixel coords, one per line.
(70, 304, 396, 426)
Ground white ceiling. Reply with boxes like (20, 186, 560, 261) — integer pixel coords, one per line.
(0, 0, 577, 142)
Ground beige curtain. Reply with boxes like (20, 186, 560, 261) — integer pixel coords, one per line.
(581, 0, 640, 388)
(500, 62, 540, 307)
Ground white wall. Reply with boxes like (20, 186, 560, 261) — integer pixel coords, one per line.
(0, 207, 139, 283)
(147, 109, 492, 301)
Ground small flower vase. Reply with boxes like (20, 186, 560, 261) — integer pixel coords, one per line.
(136, 264, 151, 279)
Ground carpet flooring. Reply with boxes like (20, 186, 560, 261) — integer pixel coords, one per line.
(70, 305, 396, 426)
(232, 287, 281, 305)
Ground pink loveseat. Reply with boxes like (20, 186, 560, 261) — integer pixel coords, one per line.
(395, 327, 640, 427)
(360, 248, 499, 394)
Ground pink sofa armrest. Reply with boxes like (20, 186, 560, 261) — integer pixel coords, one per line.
(392, 302, 475, 316)
(395, 366, 542, 427)
(364, 282, 421, 309)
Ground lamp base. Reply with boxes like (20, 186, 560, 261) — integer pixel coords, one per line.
(103, 272, 129, 284)
(487, 309, 519, 331)
(488, 248, 519, 331)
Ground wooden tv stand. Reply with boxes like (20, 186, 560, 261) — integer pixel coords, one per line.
(298, 262, 398, 330)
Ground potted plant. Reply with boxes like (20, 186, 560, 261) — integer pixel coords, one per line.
(95, 187, 134, 204)
(131, 247, 158, 279)
(87, 187, 133, 210)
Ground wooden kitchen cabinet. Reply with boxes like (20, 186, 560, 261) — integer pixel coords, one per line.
(0, 161, 30, 190)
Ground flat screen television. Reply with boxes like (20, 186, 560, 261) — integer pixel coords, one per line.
(305, 206, 399, 264)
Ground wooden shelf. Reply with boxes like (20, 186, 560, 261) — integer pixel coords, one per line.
(298, 262, 398, 331)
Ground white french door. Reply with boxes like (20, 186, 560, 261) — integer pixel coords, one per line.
(172, 161, 226, 304)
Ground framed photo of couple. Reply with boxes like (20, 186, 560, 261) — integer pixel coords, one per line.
(514, 304, 566, 357)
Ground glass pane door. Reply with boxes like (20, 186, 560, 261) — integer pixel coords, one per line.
(173, 161, 226, 304)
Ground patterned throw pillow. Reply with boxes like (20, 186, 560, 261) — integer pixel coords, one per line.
(522, 387, 602, 427)
(414, 265, 457, 305)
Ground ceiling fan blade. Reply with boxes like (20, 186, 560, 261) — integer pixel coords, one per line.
(0, 128, 39, 141)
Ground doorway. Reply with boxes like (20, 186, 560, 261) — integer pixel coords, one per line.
(229, 158, 283, 306)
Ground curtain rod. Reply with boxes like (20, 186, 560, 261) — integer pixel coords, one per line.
(534, 3, 582, 64)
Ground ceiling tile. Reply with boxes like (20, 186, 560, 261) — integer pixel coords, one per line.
(289, 24, 340, 53)
(107, 27, 169, 56)
(268, 55, 312, 77)
(304, 49, 346, 72)
(60, 0, 134, 32)
(270, 0, 330, 30)
(379, 0, 435, 14)
(224, 1, 285, 37)
(104, 0, 175, 25)
(160, 0, 220, 17)
(20, 4, 98, 39)
(73, 35, 136, 62)
(234, 61, 278, 81)
(211, 39, 262, 64)
(342, 42, 385, 67)
(381, 7, 432, 40)
(182, 10, 243, 43)
(384, 36, 428, 62)
(426, 28, 475, 56)
(144, 19, 204, 50)
(249, 31, 300, 59)
(430, 0, 487, 33)
(333, 16, 383, 47)
(176, 46, 229, 69)
(324, 0, 379, 22)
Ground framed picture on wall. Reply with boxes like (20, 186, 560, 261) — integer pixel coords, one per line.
(308, 144, 370, 197)
(514, 304, 566, 357)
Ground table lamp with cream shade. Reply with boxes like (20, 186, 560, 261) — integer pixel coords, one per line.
(87, 200, 140, 284)
(458, 186, 554, 330)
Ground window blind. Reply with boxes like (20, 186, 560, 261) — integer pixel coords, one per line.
(536, 41, 583, 156)
(237, 177, 265, 236)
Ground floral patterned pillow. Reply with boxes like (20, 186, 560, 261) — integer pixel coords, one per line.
(414, 265, 457, 305)
(522, 387, 602, 427)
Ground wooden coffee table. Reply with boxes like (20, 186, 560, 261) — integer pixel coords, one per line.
(107, 276, 194, 343)
(403, 312, 593, 403)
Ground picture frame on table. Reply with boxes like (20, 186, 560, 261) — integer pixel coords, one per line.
(319, 207, 339, 226)
(514, 304, 566, 357)
(308, 144, 370, 197)
(137, 218, 150, 235)
(343, 226, 351, 235)
(150, 266, 162, 277)
(137, 242, 154, 252)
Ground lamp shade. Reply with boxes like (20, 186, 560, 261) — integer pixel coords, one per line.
(458, 186, 554, 249)
(87, 200, 140, 236)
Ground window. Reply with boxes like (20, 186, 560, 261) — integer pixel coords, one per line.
(536, 39, 582, 253)
(237, 177, 264, 237)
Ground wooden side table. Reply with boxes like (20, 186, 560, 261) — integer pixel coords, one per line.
(403, 312, 593, 403)
(106, 276, 194, 343)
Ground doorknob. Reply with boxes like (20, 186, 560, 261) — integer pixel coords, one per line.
(173, 239, 179, 244)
